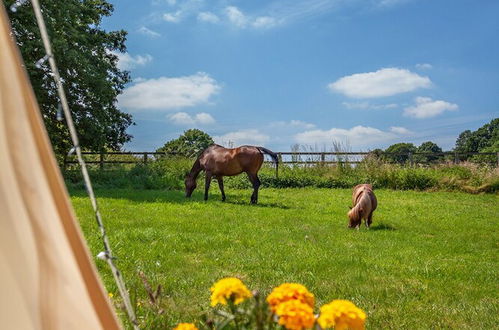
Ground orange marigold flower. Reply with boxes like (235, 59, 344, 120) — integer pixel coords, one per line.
(317, 300, 366, 330)
(173, 323, 198, 330)
(275, 300, 315, 330)
(266, 283, 315, 312)
(210, 277, 252, 307)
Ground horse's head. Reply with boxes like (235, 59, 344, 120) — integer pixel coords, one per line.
(184, 174, 197, 198)
(347, 206, 362, 228)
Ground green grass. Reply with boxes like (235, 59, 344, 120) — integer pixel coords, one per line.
(71, 188, 499, 329)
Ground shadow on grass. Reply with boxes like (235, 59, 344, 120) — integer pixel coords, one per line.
(222, 199, 291, 209)
(69, 189, 291, 209)
(370, 223, 396, 231)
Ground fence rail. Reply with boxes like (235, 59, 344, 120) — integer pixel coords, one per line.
(63, 151, 499, 169)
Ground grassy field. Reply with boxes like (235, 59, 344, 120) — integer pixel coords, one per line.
(71, 188, 499, 329)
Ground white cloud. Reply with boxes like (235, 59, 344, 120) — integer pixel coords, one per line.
(252, 16, 277, 29)
(294, 125, 401, 147)
(342, 101, 398, 110)
(112, 52, 153, 70)
(168, 112, 215, 126)
(198, 11, 220, 23)
(119, 72, 221, 111)
(289, 120, 315, 129)
(214, 129, 269, 146)
(329, 68, 431, 98)
(225, 6, 247, 27)
(270, 120, 316, 129)
(415, 63, 433, 70)
(137, 26, 161, 38)
(163, 11, 182, 23)
(224, 6, 279, 29)
(404, 97, 458, 119)
(390, 126, 412, 135)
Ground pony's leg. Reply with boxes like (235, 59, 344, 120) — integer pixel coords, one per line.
(217, 177, 226, 201)
(247, 173, 261, 204)
(367, 212, 373, 229)
(204, 172, 212, 201)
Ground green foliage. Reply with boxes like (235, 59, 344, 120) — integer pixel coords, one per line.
(156, 129, 214, 157)
(454, 118, 499, 157)
(65, 159, 499, 193)
(384, 143, 417, 163)
(5, 0, 133, 158)
(414, 141, 443, 163)
(71, 188, 499, 329)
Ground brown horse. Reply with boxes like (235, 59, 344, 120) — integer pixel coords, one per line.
(185, 144, 279, 204)
(347, 184, 377, 229)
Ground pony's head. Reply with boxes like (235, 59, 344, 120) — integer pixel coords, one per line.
(347, 206, 363, 228)
(185, 174, 197, 197)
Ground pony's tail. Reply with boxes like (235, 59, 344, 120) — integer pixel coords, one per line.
(258, 147, 279, 179)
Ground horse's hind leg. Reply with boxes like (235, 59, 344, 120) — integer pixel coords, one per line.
(204, 172, 212, 201)
(247, 173, 261, 204)
(367, 212, 373, 229)
(217, 177, 226, 201)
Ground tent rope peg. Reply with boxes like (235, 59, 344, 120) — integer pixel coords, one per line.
(35, 54, 50, 68)
(56, 103, 63, 121)
(67, 146, 77, 156)
(97, 251, 117, 261)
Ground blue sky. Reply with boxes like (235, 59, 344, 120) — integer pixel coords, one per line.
(104, 0, 499, 151)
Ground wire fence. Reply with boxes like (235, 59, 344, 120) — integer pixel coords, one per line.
(63, 151, 499, 169)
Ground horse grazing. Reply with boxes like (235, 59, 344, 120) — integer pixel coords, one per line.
(185, 144, 279, 204)
(347, 184, 377, 229)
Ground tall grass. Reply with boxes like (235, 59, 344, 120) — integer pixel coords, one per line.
(63, 156, 499, 193)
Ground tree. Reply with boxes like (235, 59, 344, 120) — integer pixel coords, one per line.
(384, 143, 417, 163)
(157, 129, 214, 157)
(454, 118, 499, 156)
(5, 0, 133, 158)
(416, 141, 443, 163)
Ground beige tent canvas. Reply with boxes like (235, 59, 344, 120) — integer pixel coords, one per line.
(0, 3, 121, 329)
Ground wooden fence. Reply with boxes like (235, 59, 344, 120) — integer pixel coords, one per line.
(63, 151, 499, 169)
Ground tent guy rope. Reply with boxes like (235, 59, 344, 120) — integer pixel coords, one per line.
(27, 0, 139, 327)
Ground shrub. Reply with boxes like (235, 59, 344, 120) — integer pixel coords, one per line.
(64, 159, 499, 193)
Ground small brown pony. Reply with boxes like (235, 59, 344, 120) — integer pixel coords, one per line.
(185, 144, 279, 204)
(347, 184, 377, 229)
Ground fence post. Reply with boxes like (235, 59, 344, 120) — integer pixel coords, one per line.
(408, 152, 413, 166)
(321, 152, 325, 164)
(454, 152, 458, 164)
(278, 152, 283, 163)
(99, 151, 104, 170)
(143, 152, 148, 165)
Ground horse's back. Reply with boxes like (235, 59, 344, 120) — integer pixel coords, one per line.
(199, 145, 263, 175)
(352, 184, 376, 211)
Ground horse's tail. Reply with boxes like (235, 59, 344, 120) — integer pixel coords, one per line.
(257, 147, 279, 179)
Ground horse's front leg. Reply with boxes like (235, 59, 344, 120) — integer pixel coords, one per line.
(204, 171, 212, 201)
(217, 177, 226, 201)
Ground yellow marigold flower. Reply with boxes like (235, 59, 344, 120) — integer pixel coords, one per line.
(275, 300, 315, 330)
(210, 277, 252, 307)
(108, 292, 113, 298)
(317, 300, 366, 330)
(267, 283, 315, 312)
(173, 323, 198, 330)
